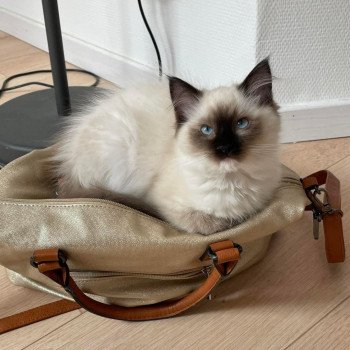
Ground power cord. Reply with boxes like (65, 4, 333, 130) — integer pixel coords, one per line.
(0, 0, 162, 100)
(0, 68, 100, 99)
(138, 0, 163, 77)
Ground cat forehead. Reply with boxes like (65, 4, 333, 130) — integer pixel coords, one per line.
(194, 85, 256, 121)
(203, 85, 242, 106)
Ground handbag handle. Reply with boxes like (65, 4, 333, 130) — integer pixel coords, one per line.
(29, 240, 241, 321)
(301, 170, 345, 263)
(0, 240, 240, 334)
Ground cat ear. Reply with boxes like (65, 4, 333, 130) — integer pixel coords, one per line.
(239, 58, 273, 107)
(169, 77, 202, 125)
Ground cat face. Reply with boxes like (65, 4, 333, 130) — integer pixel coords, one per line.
(169, 59, 280, 170)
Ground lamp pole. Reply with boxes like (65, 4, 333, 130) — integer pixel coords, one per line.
(42, 0, 71, 116)
(0, 1, 103, 166)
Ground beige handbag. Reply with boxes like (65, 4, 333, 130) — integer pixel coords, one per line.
(0, 147, 345, 333)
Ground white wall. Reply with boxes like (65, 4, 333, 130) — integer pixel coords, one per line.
(257, 0, 350, 106)
(1, 0, 350, 141)
(0, 0, 257, 87)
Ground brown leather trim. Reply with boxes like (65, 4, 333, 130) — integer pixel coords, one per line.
(209, 240, 234, 252)
(323, 211, 345, 263)
(34, 248, 60, 263)
(0, 300, 80, 335)
(65, 268, 223, 320)
(301, 170, 345, 263)
(38, 261, 62, 273)
(302, 176, 318, 190)
(30, 241, 240, 321)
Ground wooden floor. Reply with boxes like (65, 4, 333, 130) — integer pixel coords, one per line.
(1, 32, 350, 350)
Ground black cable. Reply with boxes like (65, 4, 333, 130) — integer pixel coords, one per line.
(0, 69, 100, 99)
(0, 2, 161, 99)
(138, 0, 163, 77)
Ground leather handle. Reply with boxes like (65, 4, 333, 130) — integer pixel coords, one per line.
(301, 170, 345, 263)
(31, 240, 241, 321)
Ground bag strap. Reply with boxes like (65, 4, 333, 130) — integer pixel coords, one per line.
(0, 299, 80, 335)
(0, 240, 241, 333)
(301, 170, 345, 263)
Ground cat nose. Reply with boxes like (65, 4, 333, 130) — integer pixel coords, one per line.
(216, 144, 240, 156)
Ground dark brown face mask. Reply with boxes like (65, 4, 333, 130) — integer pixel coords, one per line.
(168, 58, 276, 128)
(168, 58, 278, 164)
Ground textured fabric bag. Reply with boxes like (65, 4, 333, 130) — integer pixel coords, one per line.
(0, 147, 345, 333)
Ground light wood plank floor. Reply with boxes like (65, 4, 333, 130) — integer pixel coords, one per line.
(0, 32, 349, 350)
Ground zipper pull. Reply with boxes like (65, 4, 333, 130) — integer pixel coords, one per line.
(201, 266, 213, 300)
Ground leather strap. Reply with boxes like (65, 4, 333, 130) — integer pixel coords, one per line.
(31, 240, 241, 321)
(301, 170, 345, 263)
(0, 299, 80, 335)
(0, 240, 240, 333)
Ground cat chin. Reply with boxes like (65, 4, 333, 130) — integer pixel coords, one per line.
(217, 158, 239, 173)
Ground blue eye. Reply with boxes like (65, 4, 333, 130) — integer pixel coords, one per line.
(237, 118, 250, 129)
(200, 125, 213, 136)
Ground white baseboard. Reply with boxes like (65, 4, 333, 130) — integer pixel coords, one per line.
(280, 101, 350, 143)
(1, 8, 350, 143)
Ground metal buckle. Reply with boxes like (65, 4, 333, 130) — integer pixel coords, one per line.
(200, 246, 218, 263)
(308, 186, 343, 240)
(233, 243, 243, 253)
(309, 186, 343, 216)
(30, 256, 39, 268)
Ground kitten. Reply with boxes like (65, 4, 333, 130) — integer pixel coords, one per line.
(51, 58, 281, 235)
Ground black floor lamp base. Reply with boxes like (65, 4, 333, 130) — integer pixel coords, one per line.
(0, 86, 106, 166)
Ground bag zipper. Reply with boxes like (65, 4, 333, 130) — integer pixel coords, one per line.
(70, 265, 213, 281)
(0, 175, 303, 228)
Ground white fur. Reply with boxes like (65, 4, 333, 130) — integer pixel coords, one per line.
(53, 80, 281, 235)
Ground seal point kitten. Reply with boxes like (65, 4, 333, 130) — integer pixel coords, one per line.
(51, 58, 281, 235)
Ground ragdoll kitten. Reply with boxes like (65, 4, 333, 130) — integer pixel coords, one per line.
(51, 58, 281, 235)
